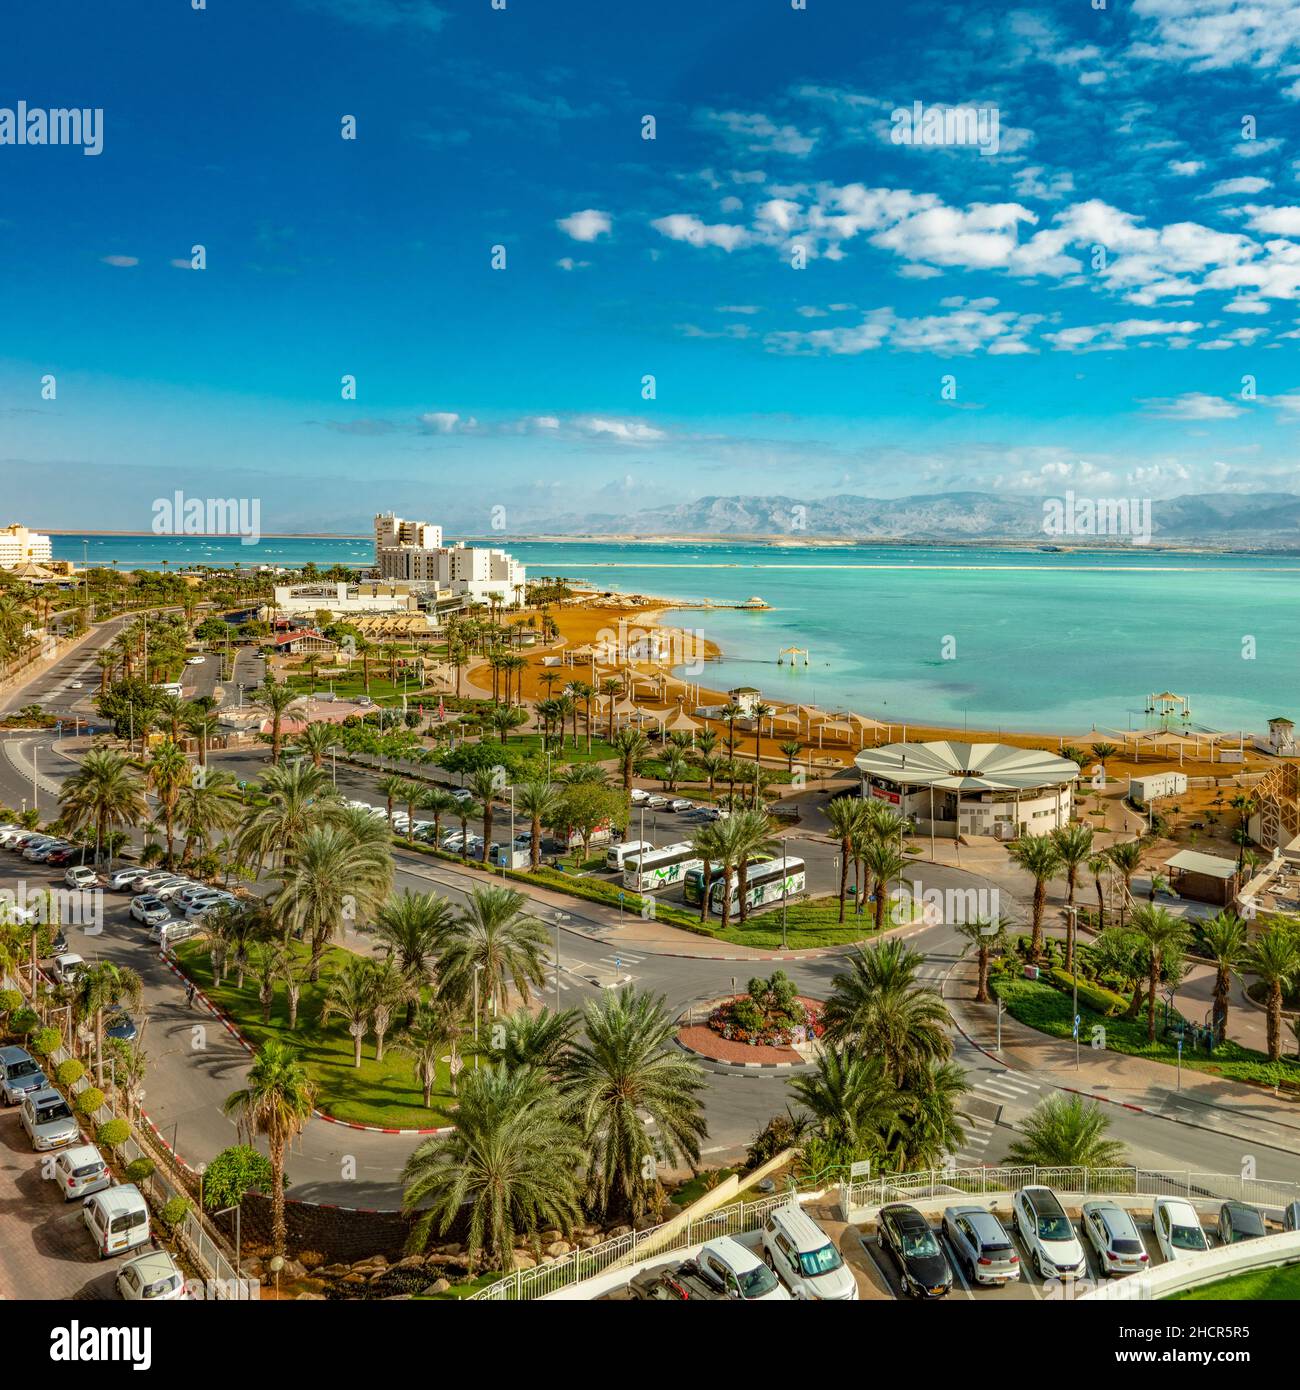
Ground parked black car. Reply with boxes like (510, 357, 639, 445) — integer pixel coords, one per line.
(628, 1258, 726, 1301)
(1218, 1201, 1266, 1244)
(877, 1203, 952, 1298)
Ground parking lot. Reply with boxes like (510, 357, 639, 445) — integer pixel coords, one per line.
(0, 1104, 132, 1300)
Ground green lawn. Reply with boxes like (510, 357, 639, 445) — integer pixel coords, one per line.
(170, 939, 465, 1128)
(992, 975, 1300, 1090)
(283, 671, 433, 707)
(1166, 1264, 1300, 1300)
(701, 894, 917, 949)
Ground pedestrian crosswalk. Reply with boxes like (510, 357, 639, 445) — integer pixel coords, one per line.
(947, 1070, 1045, 1168)
(543, 950, 646, 995)
(970, 1071, 1042, 1105)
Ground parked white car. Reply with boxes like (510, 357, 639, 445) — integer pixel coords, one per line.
(51, 953, 86, 986)
(117, 1249, 188, 1300)
(1080, 1200, 1151, 1277)
(761, 1204, 857, 1300)
(1151, 1197, 1210, 1263)
(697, 1237, 791, 1301)
(64, 865, 98, 889)
(185, 655, 206, 666)
(52, 1143, 112, 1201)
(1013, 1186, 1087, 1280)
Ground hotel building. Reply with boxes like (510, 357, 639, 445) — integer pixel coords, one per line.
(0, 524, 53, 570)
(373, 513, 526, 607)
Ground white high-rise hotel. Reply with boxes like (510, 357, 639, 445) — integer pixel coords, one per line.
(0, 524, 53, 570)
(373, 514, 526, 607)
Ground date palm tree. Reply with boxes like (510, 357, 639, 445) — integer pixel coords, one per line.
(371, 890, 455, 1026)
(611, 727, 649, 793)
(254, 679, 303, 763)
(788, 1048, 901, 1156)
(892, 1059, 969, 1172)
(1199, 910, 1248, 1045)
(377, 774, 408, 831)
(563, 987, 707, 1222)
(864, 837, 910, 932)
(490, 1005, 579, 1075)
(291, 720, 339, 770)
(600, 677, 622, 742)
(58, 748, 147, 866)
(690, 822, 726, 924)
(434, 886, 549, 1024)
(822, 938, 952, 1083)
(1089, 742, 1119, 777)
(183, 705, 222, 767)
(234, 757, 335, 876)
(954, 915, 1011, 1004)
(1247, 920, 1300, 1062)
(779, 739, 803, 774)
(1106, 839, 1144, 926)
(142, 737, 191, 867)
(401, 1063, 583, 1273)
(723, 809, 779, 926)
(1007, 833, 1064, 960)
(273, 822, 394, 980)
(1087, 851, 1110, 930)
(1129, 904, 1189, 1043)
(467, 766, 504, 864)
(395, 998, 464, 1106)
(825, 796, 867, 923)
(515, 779, 562, 871)
(1051, 821, 1095, 949)
(322, 956, 374, 1067)
(76, 961, 143, 1086)
(1007, 1093, 1127, 1170)
(223, 1041, 317, 1258)
(417, 786, 460, 852)
(659, 747, 689, 793)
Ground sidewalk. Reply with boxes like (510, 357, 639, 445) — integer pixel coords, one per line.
(944, 956, 1300, 1144)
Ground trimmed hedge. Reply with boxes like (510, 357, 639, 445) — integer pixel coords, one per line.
(96, 1118, 130, 1148)
(75, 1086, 106, 1116)
(159, 1196, 189, 1231)
(125, 1157, 155, 1184)
(55, 1059, 85, 1087)
(1046, 967, 1128, 1018)
(29, 1026, 62, 1056)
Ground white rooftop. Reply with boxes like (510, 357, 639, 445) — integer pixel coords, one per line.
(855, 740, 1081, 792)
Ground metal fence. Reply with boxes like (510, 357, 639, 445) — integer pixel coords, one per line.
(841, 1165, 1300, 1213)
(7, 970, 254, 1299)
(470, 1164, 1300, 1302)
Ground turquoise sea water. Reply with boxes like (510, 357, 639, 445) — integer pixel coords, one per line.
(51, 534, 1300, 733)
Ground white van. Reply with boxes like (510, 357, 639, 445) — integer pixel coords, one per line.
(761, 1204, 858, 1300)
(605, 840, 654, 872)
(83, 1184, 151, 1258)
(149, 919, 202, 947)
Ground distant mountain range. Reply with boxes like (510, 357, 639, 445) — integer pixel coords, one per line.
(522, 491, 1300, 546)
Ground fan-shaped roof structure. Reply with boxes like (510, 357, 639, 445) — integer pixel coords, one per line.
(855, 741, 1080, 792)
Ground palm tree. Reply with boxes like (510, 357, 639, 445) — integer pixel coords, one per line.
(1199, 910, 1248, 1044)
(749, 702, 775, 798)
(418, 786, 460, 852)
(76, 961, 143, 1086)
(719, 809, 778, 926)
(1089, 742, 1119, 777)
(864, 837, 909, 932)
(435, 886, 548, 1023)
(1106, 840, 1144, 926)
(395, 999, 463, 1106)
(659, 747, 689, 793)
(401, 1063, 583, 1273)
(142, 737, 191, 867)
(175, 768, 241, 865)
(1051, 822, 1095, 968)
(467, 767, 503, 864)
(825, 796, 866, 923)
(273, 823, 393, 980)
(152, 691, 190, 742)
(183, 705, 222, 767)
(690, 822, 726, 924)
(563, 987, 708, 1221)
(1129, 904, 1189, 1043)
(377, 774, 408, 830)
(292, 720, 339, 770)
(1087, 851, 1110, 930)
(1007, 834, 1064, 960)
(779, 739, 803, 774)
(1006, 1093, 1128, 1170)
(58, 748, 147, 866)
(1247, 921, 1300, 1062)
(234, 758, 335, 875)
(223, 1041, 317, 1258)
(254, 679, 303, 763)
(371, 890, 456, 1026)
(789, 1048, 901, 1155)
(1092, 925, 1148, 1020)
(248, 941, 289, 1025)
(893, 1059, 969, 1171)
(366, 957, 409, 1062)
(515, 779, 562, 871)
(322, 956, 374, 1067)
(954, 915, 1011, 1004)
(611, 727, 649, 793)
(490, 1005, 579, 1074)
(600, 677, 622, 741)
(822, 938, 952, 1083)
(1228, 794, 1258, 871)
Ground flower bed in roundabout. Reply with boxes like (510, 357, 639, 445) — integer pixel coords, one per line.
(676, 971, 824, 1066)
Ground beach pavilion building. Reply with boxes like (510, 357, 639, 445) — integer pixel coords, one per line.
(854, 740, 1081, 840)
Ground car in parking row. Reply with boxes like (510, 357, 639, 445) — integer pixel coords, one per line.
(1013, 1185, 1087, 1281)
(942, 1205, 1021, 1285)
(1080, 1200, 1150, 1277)
(0, 1045, 48, 1106)
(1151, 1196, 1211, 1262)
(877, 1202, 952, 1298)
(20, 1087, 81, 1151)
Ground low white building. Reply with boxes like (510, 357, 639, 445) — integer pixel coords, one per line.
(1129, 771, 1188, 802)
(272, 580, 426, 618)
(855, 740, 1080, 839)
(0, 524, 53, 570)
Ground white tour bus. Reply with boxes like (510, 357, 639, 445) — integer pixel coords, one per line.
(708, 856, 806, 921)
(622, 843, 701, 893)
(605, 840, 654, 872)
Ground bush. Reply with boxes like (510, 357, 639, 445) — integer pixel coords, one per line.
(96, 1118, 130, 1148)
(8, 1007, 39, 1037)
(29, 1026, 62, 1056)
(159, 1196, 190, 1231)
(200, 1144, 277, 1210)
(75, 1086, 106, 1115)
(55, 1059, 85, 1087)
(125, 1157, 155, 1185)
(0, 988, 22, 1018)
(1047, 968, 1127, 1017)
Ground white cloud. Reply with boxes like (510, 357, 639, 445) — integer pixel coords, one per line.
(574, 416, 666, 443)
(556, 209, 611, 242)
(101, 255, 138, 267)
(651, 214, 750, 252)
(1167, 160, 1205, 176)
(555, 257, 589, 271)
(419, 411, 477, 433)
(699, 109, 818, 157)
(1207, 176, 1271, 197)
(766, 305, 1041, 357)
(1043, 319, 1203, 352)
(1140, 392, 1243, 419)
(1246, 204, 1300, 235)
(1130, 0, 1300, 86)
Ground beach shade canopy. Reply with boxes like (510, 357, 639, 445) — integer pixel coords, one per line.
(612, 696, 639, 715)
(663, 708, 701, 733)
(855, 740, 1082, 792)
(770, 711, 803, 730)
(839, 711, 887, 732)
(814, 719, 856, 738)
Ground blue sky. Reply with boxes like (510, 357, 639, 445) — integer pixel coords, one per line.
(3, 0, 1299, 534)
